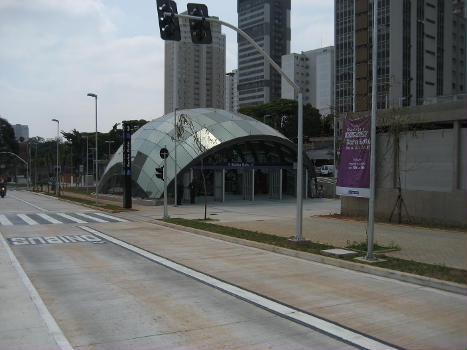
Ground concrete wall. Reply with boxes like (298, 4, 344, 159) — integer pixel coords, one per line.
(342, 188, 466, 228)
(341, 114, 466, 228)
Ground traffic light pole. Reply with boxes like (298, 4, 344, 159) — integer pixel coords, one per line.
(168, 12, 304, 241)
(163, 156, 169, 219)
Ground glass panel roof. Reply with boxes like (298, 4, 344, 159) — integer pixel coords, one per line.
(99, 108, 297, 198)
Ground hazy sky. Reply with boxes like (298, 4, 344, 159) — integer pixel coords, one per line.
(0, 0, 334, 139)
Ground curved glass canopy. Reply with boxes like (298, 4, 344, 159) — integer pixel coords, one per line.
(99, 108, 308, 199)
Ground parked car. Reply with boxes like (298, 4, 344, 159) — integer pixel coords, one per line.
(320, 164, 334, 176)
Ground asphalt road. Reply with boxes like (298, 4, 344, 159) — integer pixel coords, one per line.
(1, 190, 465, 349)
(1, 191, 360, 349)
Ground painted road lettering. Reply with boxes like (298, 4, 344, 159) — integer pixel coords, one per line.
(8, 234, 105, 246)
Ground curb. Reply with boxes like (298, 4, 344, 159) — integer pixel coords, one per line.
(155, 220, 467, 296)
(31, 191, 130, 213)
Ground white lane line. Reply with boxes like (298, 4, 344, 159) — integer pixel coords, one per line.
(0, 215, 13, 226)
(56, 213, 87, 224)
(79, 226, 402, 350)
(0, 231, 74, 350)
(17, 214, 39, 225)
(36, 213, 62, 224)
(91, 212, 129, 222)
(10, 194, 47, 211)
(75, 213, 108, 223)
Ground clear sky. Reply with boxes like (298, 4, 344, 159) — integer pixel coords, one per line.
(0, 0, 334, 139)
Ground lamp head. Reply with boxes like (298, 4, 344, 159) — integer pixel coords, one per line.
(87, 93, 97, 98)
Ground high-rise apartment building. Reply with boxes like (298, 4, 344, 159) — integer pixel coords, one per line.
(225, 69, 239, 112)
(164, 13, 226, 114)
(12, 124, 29, 142)
(237, 0, 291, 108)
(335, 0, 466, 113)
(281, 46, 335, 116)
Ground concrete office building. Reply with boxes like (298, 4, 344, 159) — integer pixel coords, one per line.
(164, 13, 226, 114)
(281, 46, 335, 116)
(237, 0, 291, 108)
(335, 0, 466, 113)
(225, 69, 239, 112)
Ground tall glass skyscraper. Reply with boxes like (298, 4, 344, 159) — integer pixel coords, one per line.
(237, 0, 291, 108)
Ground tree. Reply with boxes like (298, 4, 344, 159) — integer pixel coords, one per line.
(0, 117, 19, 178)
(238, 98, 328, 140)
(123, 119, 147, 135)
(0, 117, 18, 151)
(174, 113, 216, 220)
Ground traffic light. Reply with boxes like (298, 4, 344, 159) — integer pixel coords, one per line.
(156, 0, 181, 41)
(155, 166, 164, 180)
(187, 3, 212, 44)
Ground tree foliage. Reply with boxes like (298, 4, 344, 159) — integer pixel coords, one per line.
(28, 119, 148, 180)
(0, 117, 18, 154)
(238, 98, 332, 140)
(0, 117, 19, 176)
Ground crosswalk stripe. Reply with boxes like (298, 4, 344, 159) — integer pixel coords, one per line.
(75, 213, 108, 223)
(36, 213, 62, 224)
(0, 215, 13, 226)
(92, 212, 129, 222)
(56, 213, 87, 224)
(17, 214, 39, 225)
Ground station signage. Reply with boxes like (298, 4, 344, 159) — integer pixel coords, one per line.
(122, 123, 131, 175)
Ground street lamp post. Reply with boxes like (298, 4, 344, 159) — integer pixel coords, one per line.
(367, 0, 378, 260)
(34, 142, 38, 190)
(0, 152, 29, 190)
(174, 108, 178, 206)
(83, 136, 89, 193)
(52, 119, 59, 196)
(87, 93, 98, 205)
(105, 140, 115, 161)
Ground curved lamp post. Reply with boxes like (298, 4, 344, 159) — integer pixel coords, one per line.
(0, 152, 29, 190)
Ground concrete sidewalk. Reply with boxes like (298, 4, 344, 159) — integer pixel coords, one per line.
(29, 189, 467, 268)
(120, 198, 466, 270)
(88, 220, 467, 349)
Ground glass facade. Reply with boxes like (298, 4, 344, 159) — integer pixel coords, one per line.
(98, 108, 306, 199)
(237, 0, 291, 107)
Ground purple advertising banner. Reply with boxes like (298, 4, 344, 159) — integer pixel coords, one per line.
(336, 115, 371, 198)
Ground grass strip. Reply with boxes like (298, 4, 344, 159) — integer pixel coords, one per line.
(164, 218, 333, 255)
(60, 195, 123, 211)
(346, 240, 400, 252)
(62, 187, 97, 195)
(39, 192, 125, 212)
(163, 218, 467, 285)
(374, 256, 467, 285)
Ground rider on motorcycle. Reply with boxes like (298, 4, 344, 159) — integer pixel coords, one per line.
(0, 179, 6, 198)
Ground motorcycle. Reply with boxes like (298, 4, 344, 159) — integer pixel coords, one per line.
(0, 185, 6, 198)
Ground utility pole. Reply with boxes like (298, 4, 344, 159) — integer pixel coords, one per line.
(367, 0, 378, 260)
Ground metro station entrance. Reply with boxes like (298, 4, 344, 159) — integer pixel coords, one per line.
(182, 165, 309, 203)
(172, 138, 315, 204)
